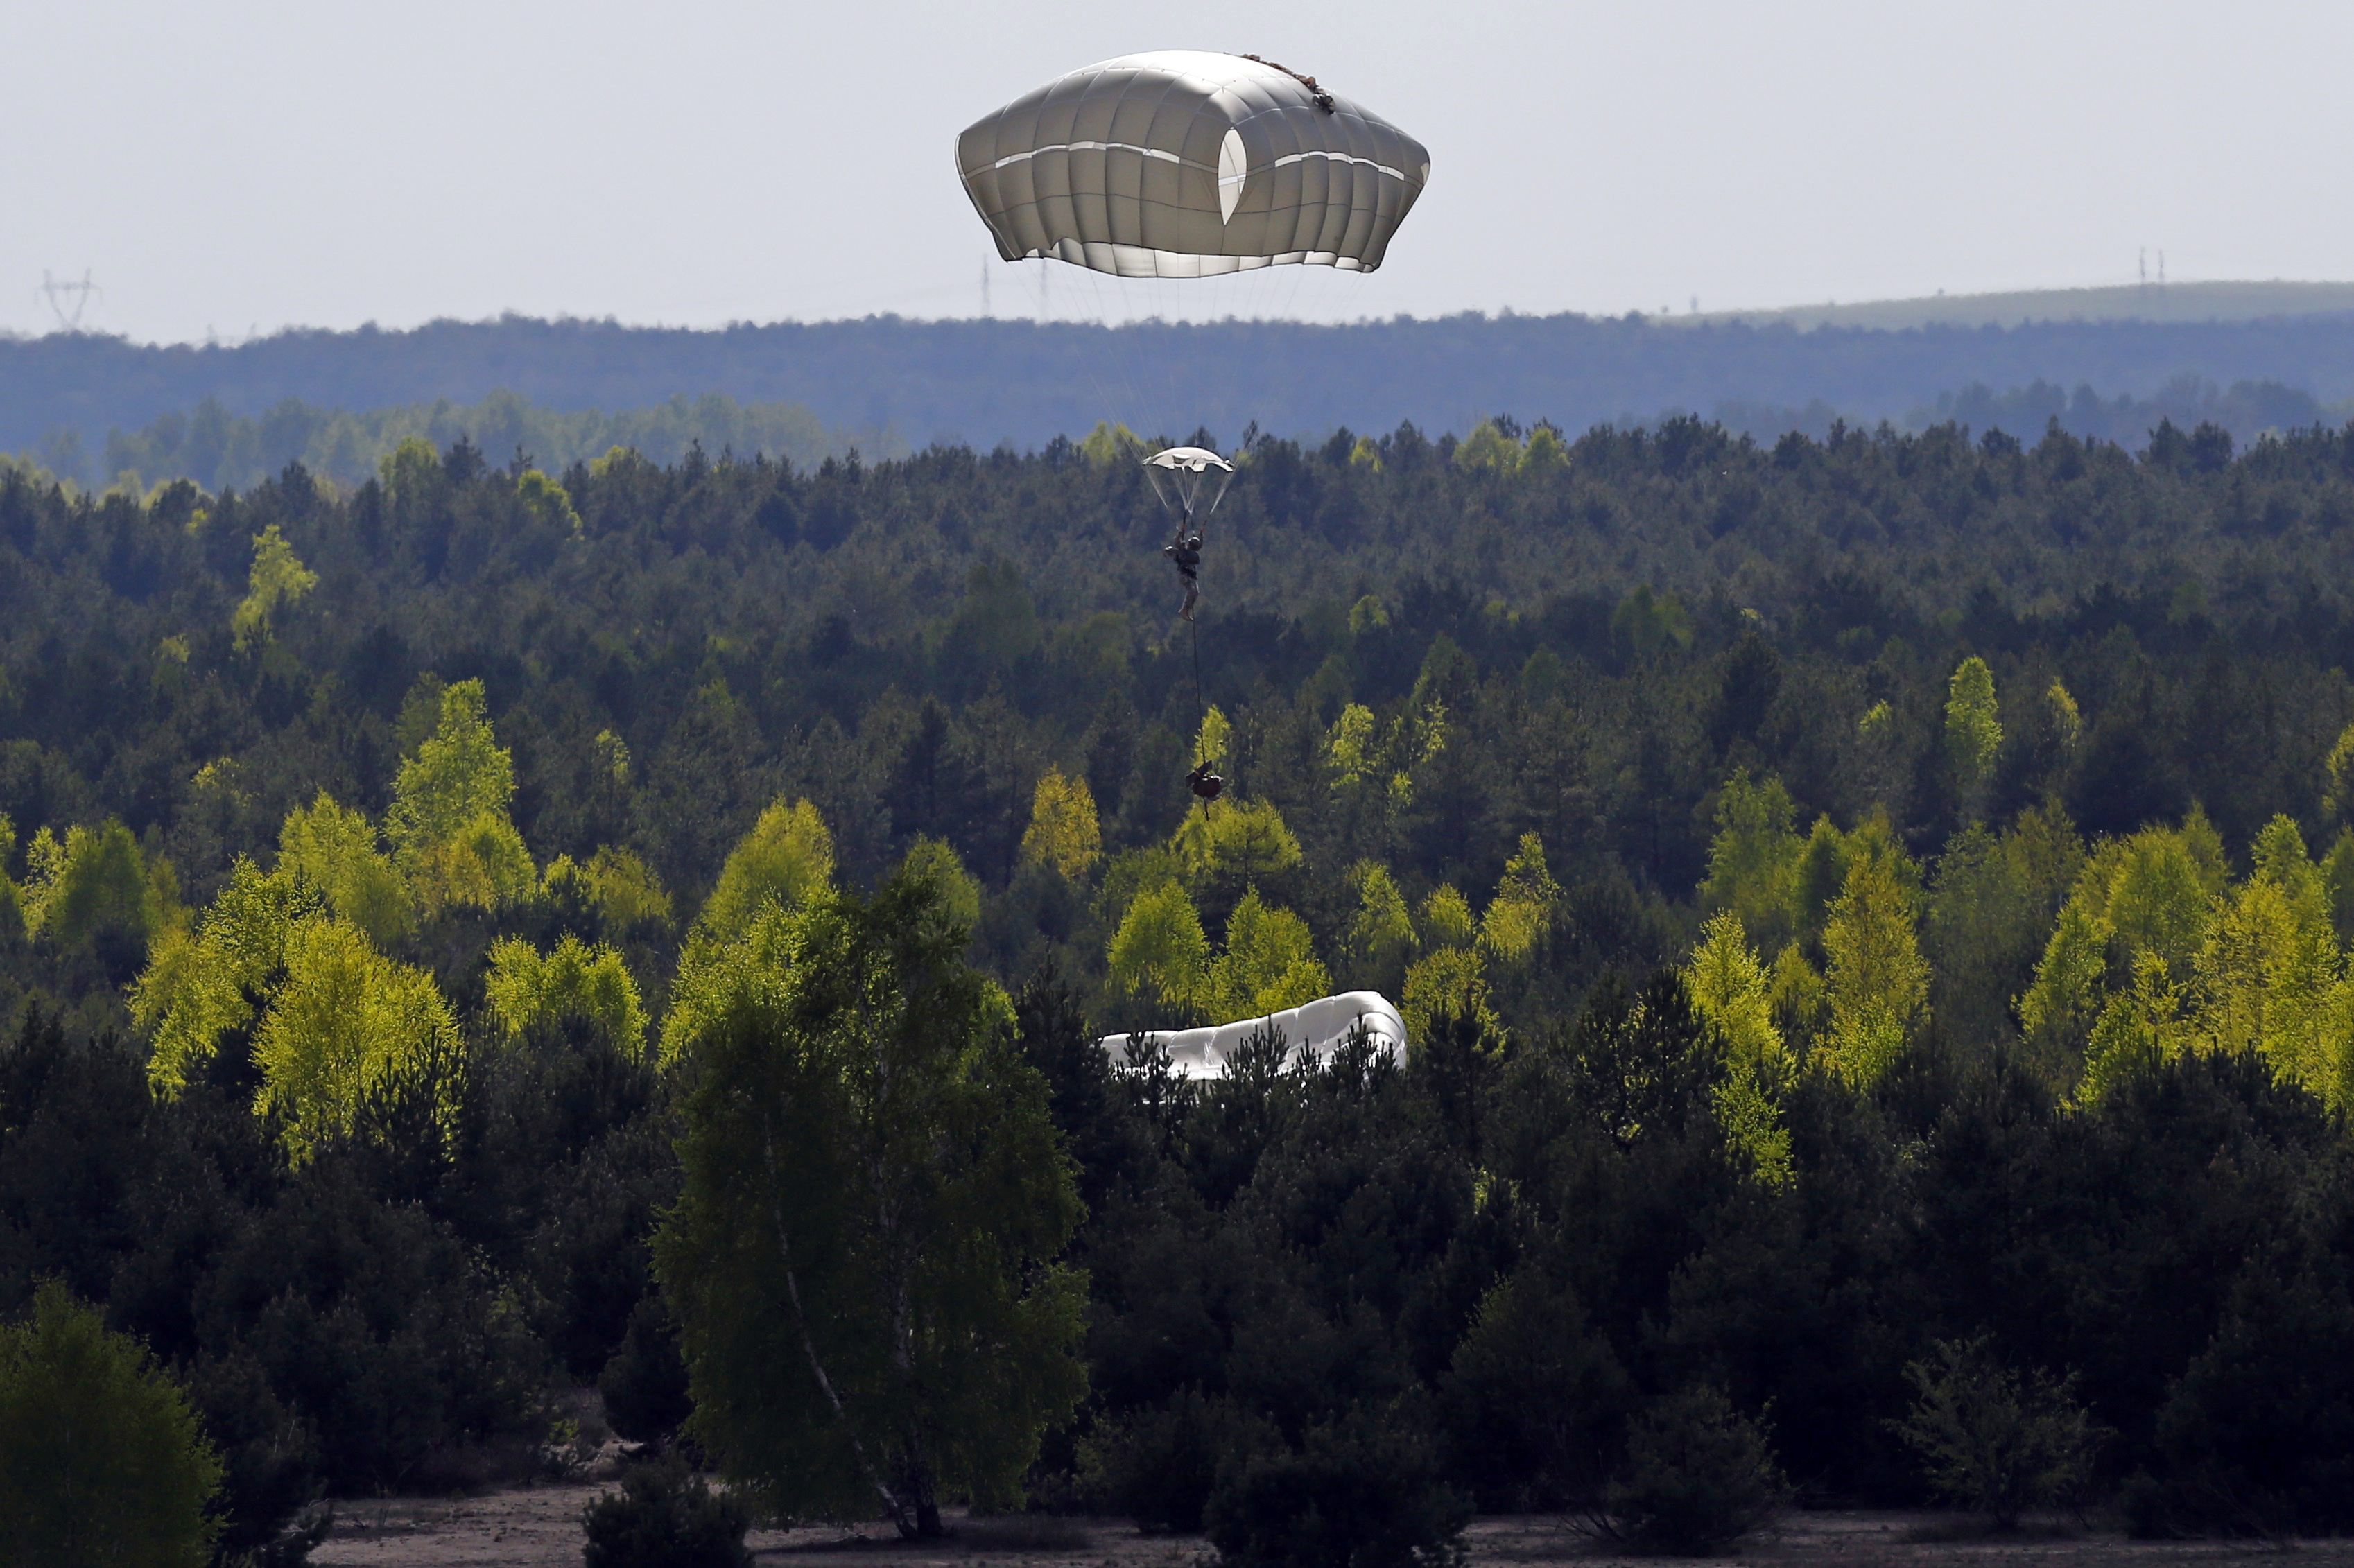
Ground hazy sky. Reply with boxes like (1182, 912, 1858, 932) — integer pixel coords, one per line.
(8, 0, 2354, 343)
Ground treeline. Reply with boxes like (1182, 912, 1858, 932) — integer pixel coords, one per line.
(29, 389, 856, 496)
(17, 306, 2354, 460)
(8, 415, 2354, 1554)
(1719, 374, 2344, 451)
(20, 373, 2345, 500)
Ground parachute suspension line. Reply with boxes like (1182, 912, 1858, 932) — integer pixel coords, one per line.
(1186, 612, 1224, 824)
(1191, 612, 1205, 735)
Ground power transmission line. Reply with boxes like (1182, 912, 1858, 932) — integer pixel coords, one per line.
(36, 269, 101, 332)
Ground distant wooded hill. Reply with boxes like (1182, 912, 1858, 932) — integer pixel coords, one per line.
(1684, 278, 2354, 331)
(10, 304, 2354, 485)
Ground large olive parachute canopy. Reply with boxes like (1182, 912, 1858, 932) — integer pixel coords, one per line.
(956, 50, 1431, 278)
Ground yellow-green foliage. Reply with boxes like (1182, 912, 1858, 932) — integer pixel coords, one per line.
(230, 523, 318, 650)
(1345, 861, 1418, 982)
(136, 860, 309, 1096)
(1203, 891, 1330, 1022)
(1819, 849, 1930, 1086)
(1106, 880, 1211, 1019)
(587, 445, 642, 481)
(1402, 944, 1494, 1042)
(1326, 703, 1378, 788)
(661, 800, 838, 1062)
(386, 679, 535, 915)
(2324, 831, 2354, 943)
(254, 916, 461, 1162)
(1700, 772, 1803, 951)
(1522, 424, 1570, 472)
(1348, 435, 1383, 472)
(1079, 421, 1142, 466)
(2327, 721, 2354, 824)
(2105, 824, 2222, 979)
(2018, 810, 2354, 1113)
(1768, 943, 1828, 1047)
(1454, 419, 1523, 473)
(1099, 845, 1184, 929)
(2045, 679, 2082, 752)
(1712, 1065, 1794, 1188)
(277, 792, 413, 948)
(1324, 696, 1444, 810)
(1480, 833, 1561, 964)
(16, 819, 179, 954)
(485, 934, 648, 1052)
(516, 467, 583, 536)
(1171, 796, 1302, 883)
(2018, 889, 2113, 1063)
(1684, 911, 1795, 1185)
(544, 845, 673, 930)
(1021, 767, 1102, 878)
(1419, 885, 1477, 950)
(594, 727, 632, 784)
(1193, 704, 1232, 768)
(378, 435, 440, 498)
(2079, 952, 2186, 1104)
(0, 817, 20, 939)
(1943, 656, 2002, 803)
(1686, 912, 1787, 1071)
(696, 797, 834, 937)
(135, 848, 462, 1162)
(901, 837, 983, 940)
(660, 901, 801, 1065)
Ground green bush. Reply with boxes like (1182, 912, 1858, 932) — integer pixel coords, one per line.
(1079, 1388, 1275, 1532)
(2130, 1252, 2354, 1535)
(1439, 1265, 1629, 1509)
(1205, 1406, 1466, 1568)
(600, 1293, 692, 1446)
(1891, 1335, 2101, 1526)
(582, 1458, 752, 1568)
(1600, 1386, 1786, 1555)
(0, 1281, 224, 1568)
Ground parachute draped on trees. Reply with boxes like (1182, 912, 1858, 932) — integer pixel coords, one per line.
(1099, 988, 1408, 1081)
(955, 50, 1430, 279)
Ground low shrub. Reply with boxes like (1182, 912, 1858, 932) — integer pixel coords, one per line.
(582, 1458, 752, 1568)
(1205, 1406, 1467, 1568)
(1599, 1386, 1786, 1556)
(2129, 1250, 2354, 1536)
(1080, 1387, 1276, 1532)
(1439, 1265, 1630, 1509)
(1891, 1335, 2101, 1527)
(600, 1293, 692, 1446)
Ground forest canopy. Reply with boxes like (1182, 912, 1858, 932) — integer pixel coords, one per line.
(11, 410, 2354, 1549)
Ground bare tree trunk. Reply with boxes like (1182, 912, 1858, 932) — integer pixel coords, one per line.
(761, 1123, 911, 1535)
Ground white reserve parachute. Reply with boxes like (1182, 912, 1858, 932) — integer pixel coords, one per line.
(956, 51, 1431, 278)
(1098, 991, 1408, 1081)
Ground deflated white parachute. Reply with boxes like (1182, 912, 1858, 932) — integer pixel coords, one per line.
(1099, 990, 1407, 1081)
(956, 50, 1431, 278)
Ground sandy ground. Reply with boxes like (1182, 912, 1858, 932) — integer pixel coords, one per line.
(309, 1491, 2354, 1568)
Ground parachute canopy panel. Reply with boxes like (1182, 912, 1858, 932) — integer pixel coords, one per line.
(1146, 446, 1234, 473)
(1099, 991, 1408, 1081)
(956, 50, 1430, 278)
(1144, 444, 1235, 522)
